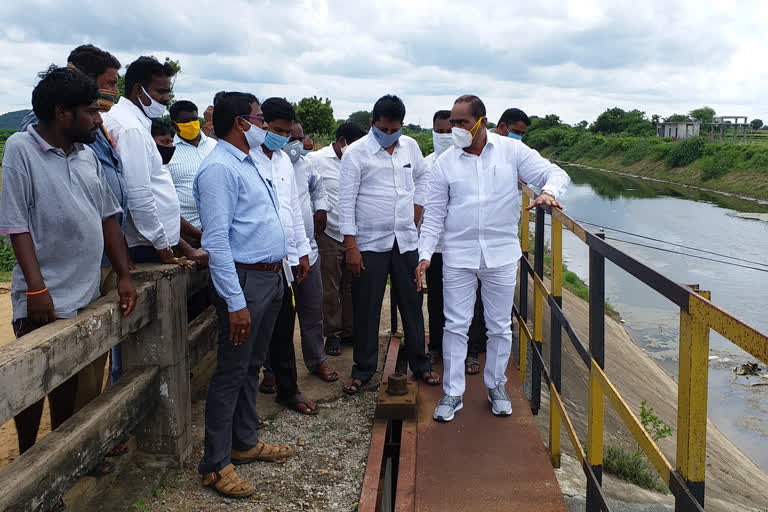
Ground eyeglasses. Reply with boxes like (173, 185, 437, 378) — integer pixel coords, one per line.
(240, 115, 264, 123)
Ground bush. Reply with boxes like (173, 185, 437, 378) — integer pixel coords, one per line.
(665, 137, 708, 167)
(603, 445, 669, 494)
(0, 237, 15, 272)
(622, 139, 655, 165)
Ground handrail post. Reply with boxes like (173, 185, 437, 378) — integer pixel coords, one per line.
(586, 232, 606, 512)
(518, 191, 530, 375)
(531, 206, 545, 415)
(676, 290, 710, 510)
(549, 217, 563, 468)
(122, 269, 192, 467)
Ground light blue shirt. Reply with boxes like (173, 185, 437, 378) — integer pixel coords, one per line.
(194, 140, 286, 312)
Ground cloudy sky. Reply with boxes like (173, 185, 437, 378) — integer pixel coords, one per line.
(1, 0, 766, 126)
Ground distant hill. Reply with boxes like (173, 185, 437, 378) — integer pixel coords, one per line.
(0, 109, 30, 130)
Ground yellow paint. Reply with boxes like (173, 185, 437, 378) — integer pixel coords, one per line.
(587, 364, 604, 467)
(521, 191, 531, 253)
(532, 271, 551, 299)
(549, 382, 561, 468)
(552, 207, 588, 242)
(552, 218, 563, 298)
(552, 384, 586, 464)
(534, 287, 544, 343)
(518, 324, 528, 382)
(593, 364, 672, 486)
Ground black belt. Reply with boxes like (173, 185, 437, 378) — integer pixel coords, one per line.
(235, 262, 282, 272)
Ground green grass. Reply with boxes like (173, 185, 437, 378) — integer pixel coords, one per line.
(130, 499, 150, 512)
(0, 270, 12, 282)
(603, 445, 669, 494)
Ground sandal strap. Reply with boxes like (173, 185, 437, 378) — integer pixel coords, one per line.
(254, 440, 292, 458)
(203, 464, 252, 493)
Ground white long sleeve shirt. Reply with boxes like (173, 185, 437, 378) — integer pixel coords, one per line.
(338, 132, 426, 253)
(102, 97, 181, 249)
(306, 144, 343, 242)
(252, 146, 310, 266)
(292, 156, 328, 266)
(418, 152, 445, 253)
(418, 131, 570, 269)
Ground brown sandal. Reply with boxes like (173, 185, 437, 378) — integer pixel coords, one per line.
(259, 374, 276, 394)
(343, 378, 363, 395)
(277, 393, 319, 415)
(312, 361, 339, 382)
(465, 356, 481, 375)
(202, 464, 255, 498)
(421, 370, 442, 385)
(231, 440, 294, 465)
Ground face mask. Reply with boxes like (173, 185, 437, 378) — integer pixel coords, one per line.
(301, 148, 312, 156)
(452, 117, 484, 148)
(264, 130, 290, 151)
(432, 131, 453, 156)
(242, 119, 267, 150)
(508, 132, 523, 141)
(139, 86, 167, 118)
(176, 120, 201, 140)
(157, 144, 176, 165)
(98, 89, 120, 112)
(371, 125, 402, 148)
(284, 140, 303, 163)
(339, 143, 348, 154)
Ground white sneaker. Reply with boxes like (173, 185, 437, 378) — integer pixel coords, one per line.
(488, 386, 512, 416)
(433, 395, 463, 422)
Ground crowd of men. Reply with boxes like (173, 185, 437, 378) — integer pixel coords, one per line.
(0, 43, 569, 502)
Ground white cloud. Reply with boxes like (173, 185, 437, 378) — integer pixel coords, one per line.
(1, 0, 766, 126)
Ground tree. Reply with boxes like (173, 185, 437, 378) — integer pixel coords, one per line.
(664, 114, 690, 122)
(590, 108, 655, 136)
(117, 56, 181, 101)
(575, 120, 588, 130)
(750, 119, 763, 130)
(689, 106, 715, 124)
(294, 96, 336, 136)
(347, 110, 371, 130)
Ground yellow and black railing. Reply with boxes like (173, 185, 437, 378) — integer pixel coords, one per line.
(516, 184, 768, 512)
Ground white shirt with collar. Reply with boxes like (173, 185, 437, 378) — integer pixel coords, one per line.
(419, 131, 570, 269)
(306, 144, 343, 242)
(292, 156, 328, 266)
(168, 132, 217, 230)
(251, 146, 310, 266)
(102, 97, 181, 249)
(338, 132, 427, 253)
(420, 152, 445, 253)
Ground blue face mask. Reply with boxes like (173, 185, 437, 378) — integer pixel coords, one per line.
(264, 130, 290, 151)
(507, 132, 523, 140)
(371, 124, 402, 148)
(301, 148, 312, 156)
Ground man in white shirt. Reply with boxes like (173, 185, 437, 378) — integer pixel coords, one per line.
(416, 95, 570, 422)
(250, 97, 316, 415)
(168, 100, 218, 246)
(339, 95, 439, 394)
(307, 122, 366, 356)
(102, 56, 206, 267)
(283, 120, 340, 383)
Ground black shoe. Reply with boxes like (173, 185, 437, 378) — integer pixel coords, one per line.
(325, 335, 342, 356)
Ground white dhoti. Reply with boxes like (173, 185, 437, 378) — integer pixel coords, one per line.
(441, 261, 518, 397)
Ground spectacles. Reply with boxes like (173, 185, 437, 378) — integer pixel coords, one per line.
(240, 115, 264, 123)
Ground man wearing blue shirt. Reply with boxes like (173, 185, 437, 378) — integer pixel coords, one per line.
(194, 92, 293, 498)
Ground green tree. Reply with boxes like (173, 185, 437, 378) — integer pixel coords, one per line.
(347, 110, 371, 130)
(689, 106, 715, 124)
(117, 56, 181, 101)
(294, 96, 336, 136)
(750, 119, 763, 130)
(665, 114, 691, 122)
(591, 108, 655, 136)
(575, 120, 588, 130)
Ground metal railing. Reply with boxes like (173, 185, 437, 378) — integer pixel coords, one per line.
(516, 184, 768, 512)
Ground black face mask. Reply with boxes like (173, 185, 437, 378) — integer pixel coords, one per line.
(156, 144, 176, 165)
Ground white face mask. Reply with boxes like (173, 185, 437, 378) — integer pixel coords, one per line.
(139, 86, 167, 118)
(451, 127, 473, 149)
(432, 131, 453, 156)
(339, 143, 348, 154)
(242, 120, 267, 150)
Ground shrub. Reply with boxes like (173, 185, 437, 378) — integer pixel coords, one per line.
(0, 237, 15, 272)
(665, 137, 708, 167)
(622, 139, 654, 165)
(603, 445, 669, 494)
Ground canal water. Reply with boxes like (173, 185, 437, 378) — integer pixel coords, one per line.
(550, 165, 768, 471)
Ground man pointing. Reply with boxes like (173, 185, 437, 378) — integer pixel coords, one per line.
(416, 95, 569, 422)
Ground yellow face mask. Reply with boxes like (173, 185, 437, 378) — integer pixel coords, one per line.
(469, 116, 484, 140)
(176, 120, 201, 140)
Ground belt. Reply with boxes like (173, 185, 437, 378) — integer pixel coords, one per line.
(235, 262, 282, 272)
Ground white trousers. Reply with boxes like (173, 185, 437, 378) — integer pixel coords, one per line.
(441, 261, 518, 396)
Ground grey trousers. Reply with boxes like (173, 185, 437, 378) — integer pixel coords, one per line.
(293, 259, 327, 371)
(198, 268, 283, 475)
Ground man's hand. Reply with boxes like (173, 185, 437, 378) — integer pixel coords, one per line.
(414, 259, 430, 292)
(186, 248, 209, 269)
(229, 308, 251, 346)
(525, 192, 562, 211)
(296, 255, 310, 285)
(414, 204, 424, 226)
(27, 288, 57, 325)
(117, 276, 137, 317)
(345, 245, 365, 277)
(313, 210, 327, 238)
(157, 247, 194, 269)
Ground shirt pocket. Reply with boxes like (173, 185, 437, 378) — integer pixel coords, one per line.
(491, 165, 516, 198)
(398, 164, 415, 192)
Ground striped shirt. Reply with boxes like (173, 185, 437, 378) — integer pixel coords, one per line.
(168, 133, 217, 229)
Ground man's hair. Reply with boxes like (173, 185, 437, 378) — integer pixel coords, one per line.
(335, 122, 366, 143)
(372, 94, 406, 123)
(212, 92, 259, 138)
(151, 118, 173, 138)
(433, 110, 451, 124)
(67, 44, 121, 80)
(454, 95, 486, 119)
(213, 90, 227, 106)
(169, 100, 198, 121)
(498, 108, 531, 127)
(124, 56, 176, 96)
(261, 97, 296, 124)
(32, 65, 99, 123)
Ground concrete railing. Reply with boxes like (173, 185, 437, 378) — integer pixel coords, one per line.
(0, 264, 216, 511)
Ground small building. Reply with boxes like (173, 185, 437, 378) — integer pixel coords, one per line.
(657, 121, 700, 140)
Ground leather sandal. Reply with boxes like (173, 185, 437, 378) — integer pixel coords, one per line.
(259, 374, 276, 394)
(201, 463, 255, 498)
(312, 361, 339, 382)
(231, 440, 294, 465)
(465, 356, 481, 375)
